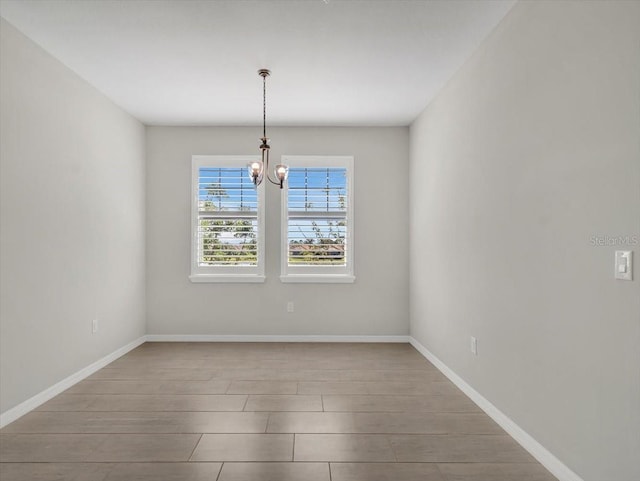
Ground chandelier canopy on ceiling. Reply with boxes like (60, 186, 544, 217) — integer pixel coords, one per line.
(247, 69, 288, 188)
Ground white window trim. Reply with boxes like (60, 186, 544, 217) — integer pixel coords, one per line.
(280, 155, 355, 284)
(190, 155, 265, 283)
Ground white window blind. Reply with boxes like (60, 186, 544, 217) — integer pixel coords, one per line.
(281, 156, 354, 283)
(191, 156, 264, 282)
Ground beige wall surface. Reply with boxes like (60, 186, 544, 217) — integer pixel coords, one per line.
(409, 1, 640, 480)
(0, 19, 146, 413)
(146, 126, 410, 336)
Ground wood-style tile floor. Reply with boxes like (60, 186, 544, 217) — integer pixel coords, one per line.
(0, 342, 557, 480)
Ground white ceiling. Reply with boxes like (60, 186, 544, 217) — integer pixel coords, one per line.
(0, 0, 514, 126)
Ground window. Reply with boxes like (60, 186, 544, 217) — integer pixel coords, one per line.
(280, 155, 354, 283)
(190, 155, 265, 282)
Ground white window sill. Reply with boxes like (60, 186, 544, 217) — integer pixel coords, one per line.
(189, 274, 266, 283)
(280, 274, 355, 284)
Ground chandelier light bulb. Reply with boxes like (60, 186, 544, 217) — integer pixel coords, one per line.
(248, 161, 263, 185)
(275, 164, 289, 182)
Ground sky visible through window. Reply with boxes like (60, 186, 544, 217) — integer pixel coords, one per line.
(198, 168, 346, 209)
(287, 167, 347, 212)
(198, 167, 257, 211)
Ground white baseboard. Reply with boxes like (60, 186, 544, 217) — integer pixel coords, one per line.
(146, 334, 410, 343)
(0, 336, 146, 429)
(408, 336, 583, 481)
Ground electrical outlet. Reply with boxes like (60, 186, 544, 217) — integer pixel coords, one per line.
(287, 301, 294, 313)
(470, 336, 477, 355)
(92, 319, 98, 334)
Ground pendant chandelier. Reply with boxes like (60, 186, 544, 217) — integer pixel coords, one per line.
(248, 69, 288, 188)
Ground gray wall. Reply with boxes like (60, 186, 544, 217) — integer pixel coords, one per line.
(0, 19, 146, 413)
(146, 126, 409, 336)
(409, 1, 640, 480)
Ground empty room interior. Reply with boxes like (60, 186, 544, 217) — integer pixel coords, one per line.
(0, 1, 638, 481)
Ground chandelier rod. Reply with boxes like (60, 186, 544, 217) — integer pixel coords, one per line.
(262, 71, 267, 139)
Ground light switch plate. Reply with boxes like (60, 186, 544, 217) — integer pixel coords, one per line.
(615, 251, 633, 281)
(470, 337, 478, 355)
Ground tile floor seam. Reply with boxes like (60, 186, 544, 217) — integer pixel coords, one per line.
(186, 433, 204, 462)
(265, 412, 271, 433)
(214, 461, 224, 481)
